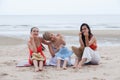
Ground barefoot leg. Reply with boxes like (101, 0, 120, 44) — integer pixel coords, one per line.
(71, 46, 84, 58)
(63, 60, 68, 70)
(39, 61, 43, 71)
(57, 59, 61, 70)
(33, 60, 39, 72)
(78, 58, 87, 69)
(73, 58, 79, 69)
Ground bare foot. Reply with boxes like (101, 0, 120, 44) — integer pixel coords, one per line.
(63, 67, 67, 70)
(57, 67, 61, 70)
(72, 65, 77, 69)
(39, 68, 43, 71)
(35, 68, 39, 72)
(39, 69, 43, 71)
(77, 65, 82, 69)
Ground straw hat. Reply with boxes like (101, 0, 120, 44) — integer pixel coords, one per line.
(32, 53, 45, 61)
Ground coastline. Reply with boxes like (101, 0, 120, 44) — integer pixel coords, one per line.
(42, 29, 120, 37)
(1, 29, 120, 46)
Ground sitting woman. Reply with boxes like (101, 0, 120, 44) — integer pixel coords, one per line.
(72, 23, 100, 69)
(28, 27, 49, 72)
(43, 32, 73, 70)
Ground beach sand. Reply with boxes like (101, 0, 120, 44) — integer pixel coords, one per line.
(0, 30, 120, 80)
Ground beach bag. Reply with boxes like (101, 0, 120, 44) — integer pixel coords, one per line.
(31, 52, 45, 61)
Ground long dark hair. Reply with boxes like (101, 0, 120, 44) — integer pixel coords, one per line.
(80, 23, 93, 46)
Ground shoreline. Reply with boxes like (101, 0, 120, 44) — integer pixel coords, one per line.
(41, 30, 120, 36)
(0, 30, 120, 46)
(0, 29, 120, 35)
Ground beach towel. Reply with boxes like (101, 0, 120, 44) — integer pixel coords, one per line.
(46, 57, 75, 66)
(16, 60, 32, 67)
(16, 58, 75, 67)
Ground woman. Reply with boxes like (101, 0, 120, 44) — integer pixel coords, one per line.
(43, 32, 73, 70)
(72, 23, 100, 69)
(28, 27, 48, 72)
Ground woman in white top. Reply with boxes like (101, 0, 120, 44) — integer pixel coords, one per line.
(72, 23, 100, 69)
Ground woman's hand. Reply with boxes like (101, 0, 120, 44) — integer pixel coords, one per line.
(84, 31, 89, 37)
(79, 32, 82, 36)
(30, 35, 34, 40)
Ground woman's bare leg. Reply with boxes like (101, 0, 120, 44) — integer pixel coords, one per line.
(71, 46, 84, 58)
(73, 58, 79, 69)
(77, 58, 87, 69)
(48, 44, 55, 57)
(33, 60, 39, 72)
(39, 61, 43, 71)
(57, 59, 61, 70)
(62, 60, 68, 70)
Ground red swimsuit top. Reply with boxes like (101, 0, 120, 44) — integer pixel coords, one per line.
(89, 36, 97, 50)
(89, 43, 97, 50)
(28, 44, 46, 65)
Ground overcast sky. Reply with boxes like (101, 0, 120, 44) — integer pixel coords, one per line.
(0, 0, 120, 15)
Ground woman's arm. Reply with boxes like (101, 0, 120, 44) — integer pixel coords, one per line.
(79, 32, 84, 47)
(48, 43, 56, 57)
(28, 36, 37, 53)
(84, 32, 96, 46)
(40, 37, 50, 45)
(79, 38, 84, 47)
(88, 36, 96, 46)
(85, 36, 89, 47)
(61, 38, 66, 45)
(57, 33, 66, 45)
(83, 31, 90, 47)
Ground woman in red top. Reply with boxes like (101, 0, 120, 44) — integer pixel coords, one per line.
(28, 27, 49, 72)
(72, 23, 100, 69)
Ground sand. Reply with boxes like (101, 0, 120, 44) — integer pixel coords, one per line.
(0, 30, 120, 80)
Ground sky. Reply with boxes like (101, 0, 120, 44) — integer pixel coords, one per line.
(0, 0, 120, 15)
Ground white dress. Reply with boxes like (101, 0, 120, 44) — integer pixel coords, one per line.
(82, 47, 100, 64)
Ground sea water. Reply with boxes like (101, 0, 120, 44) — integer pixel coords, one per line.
(0, 15, 120, 46)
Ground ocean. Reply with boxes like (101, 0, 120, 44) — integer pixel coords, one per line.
(0, 15, 120, 46)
